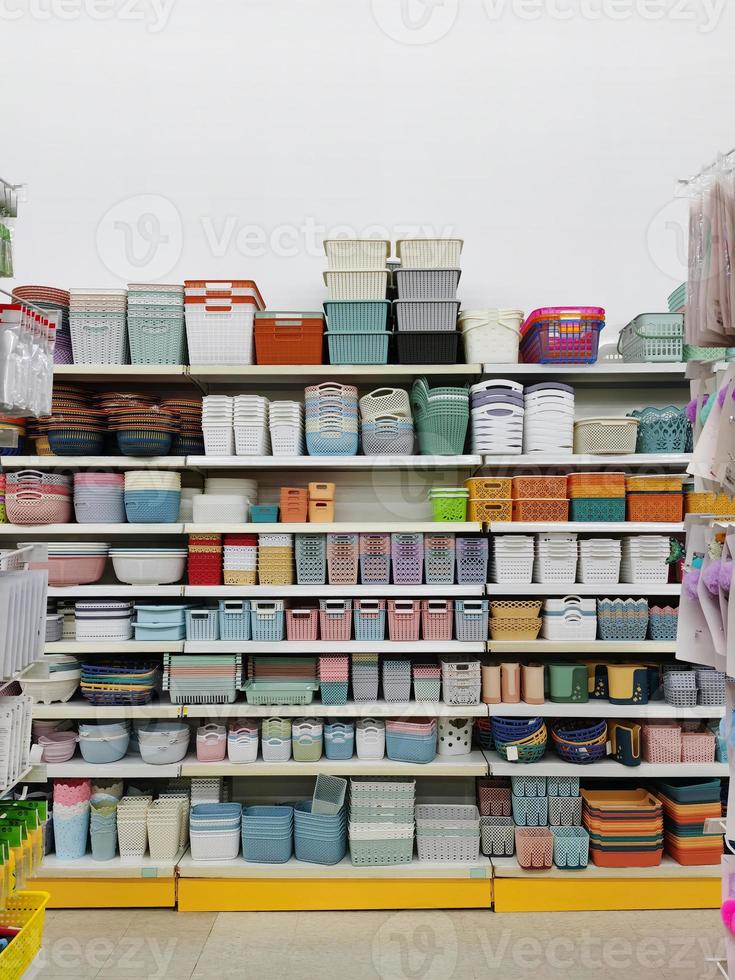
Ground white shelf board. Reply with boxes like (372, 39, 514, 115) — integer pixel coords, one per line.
(45, 641, 184, 654)
(53, 364, 189, 382)
(32, 699, 181, 720)
(480, 454, 691, 469)
(183, 701, 489, 719)
(37, 756, 182, 779)
(188, 455, 481, 470)
(489, 522, 685, 534)
(190, 364, 482, 383)
(491, 856, 720, 879)
(0, 523, 185, 535)
(0, 456, 187, 470)
(36, 849, 185, 879)
(184, 584, 484, 598)
(180, 750, 488, 777)
(487, 702, 724, 719)
(48, 585, 185, 598)
(482, 363, 688, 381)
(486, 583, 681, 596)
(185, 522, 482, 534)
(484, 751, 728, 778)
(177, 853, 491, 879)
(185, 640, 485, 654)
(486, 640, 677, 654)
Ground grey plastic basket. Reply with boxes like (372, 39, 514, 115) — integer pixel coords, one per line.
(480, 816, 515, 857)
(548, 796, 582, 827)
(394, 268, 462, 299)
(185, 609, 220, 641)
(394, 299, 460, 332)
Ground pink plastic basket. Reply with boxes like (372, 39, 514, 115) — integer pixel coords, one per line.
(319, 600, 352, 641)
(286, 609, 319, 641)
(477, 778, 512, 817)
(515, 827, 554, 869)
(387, 600, 421, 641)
(681, 733, 715, 763)
(642, 724, 682, 764)
(327, 534, 359, 584)
(420, 600, 453, 640)
(196, 726, 227, 762)
(6, 492, 72, 524)
(46, 555, 107, 587)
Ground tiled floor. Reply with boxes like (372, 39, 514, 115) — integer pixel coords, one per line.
(27, 907, 725, 979)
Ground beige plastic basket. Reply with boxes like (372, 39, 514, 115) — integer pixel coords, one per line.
(489, 600, 543, 619)
(396, 239, 463, 269)
(323, 240, 390, 270)
(573, 418, 639, 455)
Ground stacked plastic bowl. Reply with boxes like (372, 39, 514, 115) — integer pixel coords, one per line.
(5, 470, 72, 524)
(137, 721, 191, 765)
(40, 541, 110, 586)
(74, 472, 125, 524)
(294, 800, 347, 865)
(163, 397, 204, 455)
(110, 546, 187, 585)
(124, 470, 182, 523)
(53, 778, 91, 860)
(108, 405, 179, 457)
(37, 729, 78, 762)
(470, 379, 524, 455)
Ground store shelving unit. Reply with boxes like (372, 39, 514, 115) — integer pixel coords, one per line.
(24, 355, 714, 914)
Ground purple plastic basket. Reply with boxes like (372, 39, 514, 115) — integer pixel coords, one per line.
(391, 533, 424, 585)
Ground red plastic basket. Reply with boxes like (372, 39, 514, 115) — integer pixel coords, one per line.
(286, 608, 319, 641)
(254, 315, 324, 365)
(319, 600, 352, 640)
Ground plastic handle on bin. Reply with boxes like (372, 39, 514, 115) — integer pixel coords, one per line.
(291, 610, 312, 619)
(222, 601, 245, 613)
(393, 601, 415, 614)
(358, 600, 382, 614)
(426, 600, 449, 613)
(323, 600, 347, 613)
(561, 595, 584, 607)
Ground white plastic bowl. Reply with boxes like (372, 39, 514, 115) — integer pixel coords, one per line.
(111, 554, 186, 585)
(20, 661, 80, 704)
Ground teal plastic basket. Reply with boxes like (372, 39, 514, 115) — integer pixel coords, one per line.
(324, 301, 390, 333)
(326, 331, 390, 365)
(128, 313, 186, 365)
(551, 826, 589, 869)
(569, 498, 626, 522)
(629, 406, 692, 454)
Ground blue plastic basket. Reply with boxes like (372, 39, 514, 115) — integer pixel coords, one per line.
(251, 604, 285, 641)
(218, 600, 251, 640)
(250, 505, 279, 522)
(185, 609, 220, 641)
(569, 498, 626, 522)
(385, 730, 437, 764)
(597, 599, 649, 641)
(324, 301, 391, 333)
(551, 826, 589, 869)
(353, 603, 386, 641)
(295, 535, 327, 585)
(454, 600, 489, 641)
(294, 830, 347, 865)
(649, 610, 678, 640)
(512, 794, 549, 827)
(511, 776, 547, 798)
(116, 429, 173, 457)
(241, 833, 293, 864)
(128, 313, 186, 365)
(324, 723, 354, 759)
(519, 316, 603, 364)
(124, 490, 181, 524)
(47, 429, 104, 455)
(327, 331, 390, 365)
(306, 431, 359, 456)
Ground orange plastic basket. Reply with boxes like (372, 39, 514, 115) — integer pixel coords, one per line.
(254, 317, 324, 365)
(511, 476, 568, 499)
(626, 475, 683, 493)
(465, 477, 512, 499)
(280, 487, 308, 522)
(469, 498, 512, 522)
(567, 472, 627, 497)
(626, 492, 683, 523)
(511, 498, 569, 522)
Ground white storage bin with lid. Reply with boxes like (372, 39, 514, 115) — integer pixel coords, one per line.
(541, 596, 597, 641)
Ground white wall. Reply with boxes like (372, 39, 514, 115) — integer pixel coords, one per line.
(2, 0, 734, 337)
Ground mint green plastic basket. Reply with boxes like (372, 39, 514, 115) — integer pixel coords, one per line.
(326, 331, 390, 365)
(324, 301, 390, 333)
(349, 838, 414, 866)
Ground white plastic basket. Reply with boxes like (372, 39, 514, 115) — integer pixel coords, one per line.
(185, 304, 255, 364)
(541, 609, 597, 641)
(190, 827, 240, 862)
(396, 239, 463, 269)
(323, 271, 389, 300)
(203, 426, 235, 457)
(459, 310, 522, 363)
(324, 239, 390, 270)
(356, 720, 386, 760)
(573, 418, 639, 455)
(70, 313, 128, 364)
(234, 424, 271, 456)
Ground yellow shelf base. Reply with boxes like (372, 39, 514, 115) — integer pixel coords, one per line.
(493, 876, 720, 913)
(177, 877, 493, 912)
(32, 877, 176, 909)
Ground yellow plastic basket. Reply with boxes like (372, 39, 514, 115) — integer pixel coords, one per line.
(685, 492, 735, 516)
(0, 891, 49, 980)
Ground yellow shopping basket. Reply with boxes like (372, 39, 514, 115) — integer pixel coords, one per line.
(0, 891, 49, 980)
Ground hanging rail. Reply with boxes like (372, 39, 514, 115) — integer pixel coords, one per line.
(677, 147, 735, 185)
